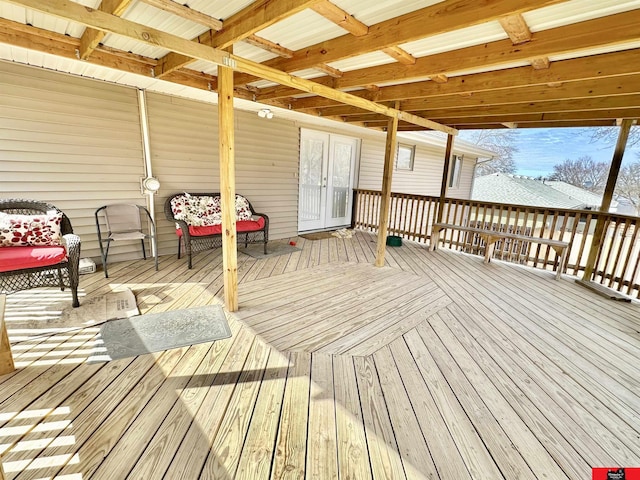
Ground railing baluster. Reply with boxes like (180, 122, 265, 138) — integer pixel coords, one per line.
(352, 189, 639, 296)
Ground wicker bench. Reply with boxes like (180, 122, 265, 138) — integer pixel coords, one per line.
(430, 222, 569, 280)
(165, 192, 269, 269)
(0, 199, 81, 307)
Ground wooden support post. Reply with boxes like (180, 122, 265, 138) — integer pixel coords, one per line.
(375, 111, 399, 267)
(582, 119, 635, 281)
(219, 50, 238, 312)
(436, 134, 455, 225)
(0, 295, 15, 376)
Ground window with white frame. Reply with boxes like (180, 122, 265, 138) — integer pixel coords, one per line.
(396, 143, 415, 171)
(448, 154, 463, 188)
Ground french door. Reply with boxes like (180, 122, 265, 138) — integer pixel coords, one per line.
(298, 129, 359, 232)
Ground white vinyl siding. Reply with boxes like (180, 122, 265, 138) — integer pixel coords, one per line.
(146, 92, 300, 255)
(0, 61, 145, 262)
(357, 135, 477, 198)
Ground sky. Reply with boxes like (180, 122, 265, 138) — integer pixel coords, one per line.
(459, 127, 640, 178)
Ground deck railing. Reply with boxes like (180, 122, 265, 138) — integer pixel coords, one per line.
(353, 189, 640, 298)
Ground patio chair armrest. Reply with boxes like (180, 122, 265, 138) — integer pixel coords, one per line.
(63, 233, 81, 267)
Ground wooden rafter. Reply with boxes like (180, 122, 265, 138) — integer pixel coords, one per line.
(332, 94, 640, 123)
(78, 0, 134, 60)
(236, 0, 567, 83)
(158, 0, 322, 77)
(6, 0, 455, 134)
(256, 8, 640, 98)
(139, 0, 223, 30)
(245, 34, 294, 58)
(431, 75, 448, 84)
(282, 48, 640, 108)
(531, 57, 551, 70)
(315, 63, 343, 78)
(499, 13, 532, 44)
(311, 0, 368, 36)
(311, 75, 640, 117)
(381, 46, 416, 65)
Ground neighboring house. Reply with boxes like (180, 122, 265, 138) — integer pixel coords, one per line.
(0, 60, 491, 265)
(472, 173, 617, 211)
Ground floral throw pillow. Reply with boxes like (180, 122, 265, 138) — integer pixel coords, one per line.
(0, 211, 63, 247)
(235, 195, 252, 221)
(171, 194, 222, 226)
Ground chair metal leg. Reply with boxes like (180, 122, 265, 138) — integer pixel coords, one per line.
(141, 239, 147, 260)
(103, 241, 111, 278)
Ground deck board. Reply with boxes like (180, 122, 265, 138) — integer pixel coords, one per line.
(0, 231, 638, 479)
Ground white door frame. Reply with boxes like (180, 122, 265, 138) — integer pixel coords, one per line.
(298, 129, 360, 232)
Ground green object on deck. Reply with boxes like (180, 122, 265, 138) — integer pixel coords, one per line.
(386, 235, 402, 247)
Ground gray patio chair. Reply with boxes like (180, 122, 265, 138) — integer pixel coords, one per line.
(95, 204, 158, 278)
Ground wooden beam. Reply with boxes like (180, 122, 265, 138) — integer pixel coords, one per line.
(257, 8, 640, 93)
(78, 0, 134, 60)
(531, 57, 551, 69)
(315, 63, 343, 78)
(383, 108, 640, 126)
(582, 119, 635, 282)
(311, 95, 640, 122)
(139, 0, 223, 30)
(431, 74, 448, 84)
(0, 18, 159, 74)
(436, 135, 454, 224)
(375, 108, 399, 267)
(267, 47, 640, 104)
(249, 0, 567, 80)
(499, 13, 531, 45)
(218, 49, 238, 312)
(417, 95, 640, 118)
(245, 34, 294, 58)
(311, 0, 368, 36)
(8, 0, 455, 134)
(158, 0, 320, 76)
(315, 75, 640, 117)
(381, 46, 416, 65)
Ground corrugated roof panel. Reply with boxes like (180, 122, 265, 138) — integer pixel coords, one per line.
(400, 21, 508, 57)
(0, 0, 99, 36)
(247, 79, 279, 89)
(257, 10, 345, 50)
(328, 51, 396, 72)
(185, 61, 218, 76)
(234, 41, 279, 63)
(331, 0, 444, 26)
(180, 0, 255, 22)
(548, 40, 640, 62)
(523, 0, 640, 32)
(289, 68, 326, 79)
(101, 2, 210, 59)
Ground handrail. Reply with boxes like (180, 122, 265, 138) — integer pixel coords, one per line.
(353, 189, 640, 298)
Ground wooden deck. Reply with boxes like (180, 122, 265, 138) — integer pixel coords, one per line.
(1, 231, 639, 480)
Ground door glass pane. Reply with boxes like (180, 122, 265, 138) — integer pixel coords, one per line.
(300, 138, 324, 221)
(331, 143, 352, 219)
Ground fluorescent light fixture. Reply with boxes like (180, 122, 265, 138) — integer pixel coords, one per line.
(257, 108, 274, 119)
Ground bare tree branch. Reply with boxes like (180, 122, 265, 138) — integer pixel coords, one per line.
(459, 129, 519, 176)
